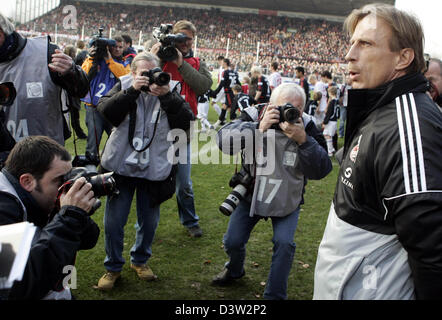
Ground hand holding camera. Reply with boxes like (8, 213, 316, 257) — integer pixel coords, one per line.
(280, 119, 306, 145)
(258, 105, 280, 132)
(88, 27, 116, 61)
(134, 67, 171, 95)
(152, 24, 190, 62)
(133, 72, 150, 92)
(258, 103, 305, 144)
(58, 163, 118, 215)
(59, 177, 96, 214)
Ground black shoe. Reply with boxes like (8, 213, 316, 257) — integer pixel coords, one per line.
(187, 225, 203, 238)
(211, 268, 244, 286)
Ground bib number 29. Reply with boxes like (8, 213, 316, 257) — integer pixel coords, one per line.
(126, 137, 150, 165)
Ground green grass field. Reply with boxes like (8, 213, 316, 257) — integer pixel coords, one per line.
(64, 97, 342, 300)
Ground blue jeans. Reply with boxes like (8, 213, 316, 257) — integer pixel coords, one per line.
(223, 201, 300, 300)
(103, 175, 160, 272)
(339, 105, 347, 137)
(176, 142, 199, 228)
(85, 105, 112, 157)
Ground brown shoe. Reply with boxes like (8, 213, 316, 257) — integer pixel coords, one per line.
(130, 264, 157, 281)
(97, 271, 120, 290)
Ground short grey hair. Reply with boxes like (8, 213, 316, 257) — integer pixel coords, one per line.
(270, 83, 306, 108)
(130, 52, 159, 73)
(0, 13, 15, 36)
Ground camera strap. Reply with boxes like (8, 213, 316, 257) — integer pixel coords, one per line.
(128, 106, 161, 152)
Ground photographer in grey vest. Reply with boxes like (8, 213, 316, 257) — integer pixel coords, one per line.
(0, 14, 89, 145)
(95, 53, 194, 290)
(213, 83, 332, 299)
(0, 136, 99, 300)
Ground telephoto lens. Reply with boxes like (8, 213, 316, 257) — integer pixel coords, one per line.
(219, 184, 248, 216)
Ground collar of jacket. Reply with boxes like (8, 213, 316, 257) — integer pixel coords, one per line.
(0, 31, 27, 63)
(1, 168, 49, 227)
(344, 72, 428, 154)
(124, 46, 137, 56)
(183, 49, 194, 59)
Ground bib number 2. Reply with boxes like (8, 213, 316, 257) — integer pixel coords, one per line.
(95, 83, 107, 98)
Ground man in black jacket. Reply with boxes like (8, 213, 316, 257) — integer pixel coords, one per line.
(314, 3, 442, 300)
(0, 14, 89, 145)
(0, 136, 99, 300)
(95, 53, 194, 290)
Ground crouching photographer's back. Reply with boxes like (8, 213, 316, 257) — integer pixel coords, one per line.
(0, 136, 100, 300)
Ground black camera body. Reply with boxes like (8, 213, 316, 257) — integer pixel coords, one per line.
(89, 27, 116, 60)
(228, 170, 253, 189)
(140, 67, 171, 92)
(0, 82, 17, 107)
(62, 167, 118, 198)
(219, 170, 253, 216)
(153, 24, 189, 61)
(60, 166, 118, 214)
(271, 103, 300, 130)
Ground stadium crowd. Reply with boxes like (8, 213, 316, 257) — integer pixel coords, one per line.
(18, 1, 349, 78)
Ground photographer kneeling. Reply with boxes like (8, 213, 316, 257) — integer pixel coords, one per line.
(0, 136, 99, 300)
(213, 83, 332, 300)
(96, 53, 194, 290)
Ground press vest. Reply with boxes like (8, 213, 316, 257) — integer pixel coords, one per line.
(247, 115, 311, 217)
(0, 37, 64, 145)
(81, 59, 122, 106)
(100, 74, 173, 180)
(163, 57, 200, 115)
